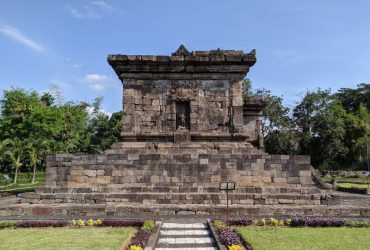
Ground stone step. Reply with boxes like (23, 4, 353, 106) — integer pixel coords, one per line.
(154, 223, 217, 250)
(34, 186, 318, 194)
(21, 192, 334, 206)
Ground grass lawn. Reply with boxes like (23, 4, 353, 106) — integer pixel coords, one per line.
(0, 227, 133, 250)
(237, 227, 370, 250)
(0, 172, 45, 194)
(337, 182, 370, 189)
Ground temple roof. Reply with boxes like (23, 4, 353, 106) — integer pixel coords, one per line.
(108, 45, 256, 65)
(108, 45, 257, 80)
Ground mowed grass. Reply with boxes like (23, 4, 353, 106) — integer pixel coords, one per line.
(237, 227, 370, 250)
(337, 182, 370, 189)
(0, 172, 45, 194)
(0, 227, 133, 250)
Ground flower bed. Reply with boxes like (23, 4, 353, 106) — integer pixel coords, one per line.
(290, 217, 345, 227)
(127, 220, 156, 250)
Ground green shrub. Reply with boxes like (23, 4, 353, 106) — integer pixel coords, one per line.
(141, 220, 155, 231)
(213, 220, 227, 229)
(0, 221, 18, 229)
(345, 220, 370, 227)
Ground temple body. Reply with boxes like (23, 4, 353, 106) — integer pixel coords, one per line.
(108, 46, 264, 146)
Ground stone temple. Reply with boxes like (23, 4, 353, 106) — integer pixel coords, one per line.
(2, 46, 369, 217)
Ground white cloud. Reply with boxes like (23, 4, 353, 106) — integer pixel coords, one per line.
(0, 25, 45, 52)
(90, 1, 112, 11)
(66, 1, 112, 19)
(81, 73, 118, 91)
(65, 5, 84, 18)
(90, 83, 106, 91)
(72, 63, 84, 69)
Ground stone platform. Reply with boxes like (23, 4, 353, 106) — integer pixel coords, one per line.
(1, 142, 368, 217)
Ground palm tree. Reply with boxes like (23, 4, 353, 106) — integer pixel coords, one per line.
(6, 138, 25, 184)
(27, 139, 45, 183)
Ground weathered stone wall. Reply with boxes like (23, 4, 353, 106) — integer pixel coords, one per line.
(109, 46, 263, 144)
(20, 142, 325, 208)
(122, 79, 235, 134)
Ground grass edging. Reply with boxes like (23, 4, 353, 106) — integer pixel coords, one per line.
(121, 229, 138, 250)
(143, 221, 162, 250)
(207, 219, 227, 250)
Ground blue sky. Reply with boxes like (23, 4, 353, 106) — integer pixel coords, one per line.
(1, 0, 370, 114)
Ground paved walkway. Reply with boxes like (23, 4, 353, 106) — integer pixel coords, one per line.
(155, 222, 218, 250)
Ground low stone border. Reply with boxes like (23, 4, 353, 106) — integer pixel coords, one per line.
(206, 219, 227, 250)
(144, 221, 162, 250)
(337, 186, 369, 195)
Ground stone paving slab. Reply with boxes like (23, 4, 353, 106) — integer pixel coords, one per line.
(161, 229, 209, 236)
(161, 223, 207, 229)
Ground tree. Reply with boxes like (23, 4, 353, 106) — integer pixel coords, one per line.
(88, 97, 123, 153)
(292, 89, 352, 169)
(293, 89, 331, 156)
(6, 138, 25, 184)
(336, 83, 370, 113)
(254, 88, 293, 138)
(310, 100, 349, 169)
(53, 102, 91, 154)
(0, 139, 10, 171)
(40, 92, 55, 107)
(26, 139, 45, 183)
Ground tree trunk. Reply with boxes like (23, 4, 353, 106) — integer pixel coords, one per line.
(32, 164, 36, 183)
(14, 167, 18, 184)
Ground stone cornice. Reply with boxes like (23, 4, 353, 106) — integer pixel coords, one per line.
(108, 45, 256, 80)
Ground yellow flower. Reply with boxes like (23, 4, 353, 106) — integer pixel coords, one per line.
(87, 219, 94, 226)
(129, 245, 143, 250)
(228, 244, 242, 250)
(77, 219, 85, 227)
(261, 218, 266, 226)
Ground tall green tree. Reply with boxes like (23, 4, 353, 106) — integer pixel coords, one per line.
(336, 83, 370, 113)
(88, 97, 123, 153)
(293, 89, 331, 156)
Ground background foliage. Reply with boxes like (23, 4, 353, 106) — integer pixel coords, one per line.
(243, 80, 370, 170)
(0, 88, 122, 180)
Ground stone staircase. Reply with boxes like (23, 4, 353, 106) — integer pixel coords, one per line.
(155, 222, 217, 250)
